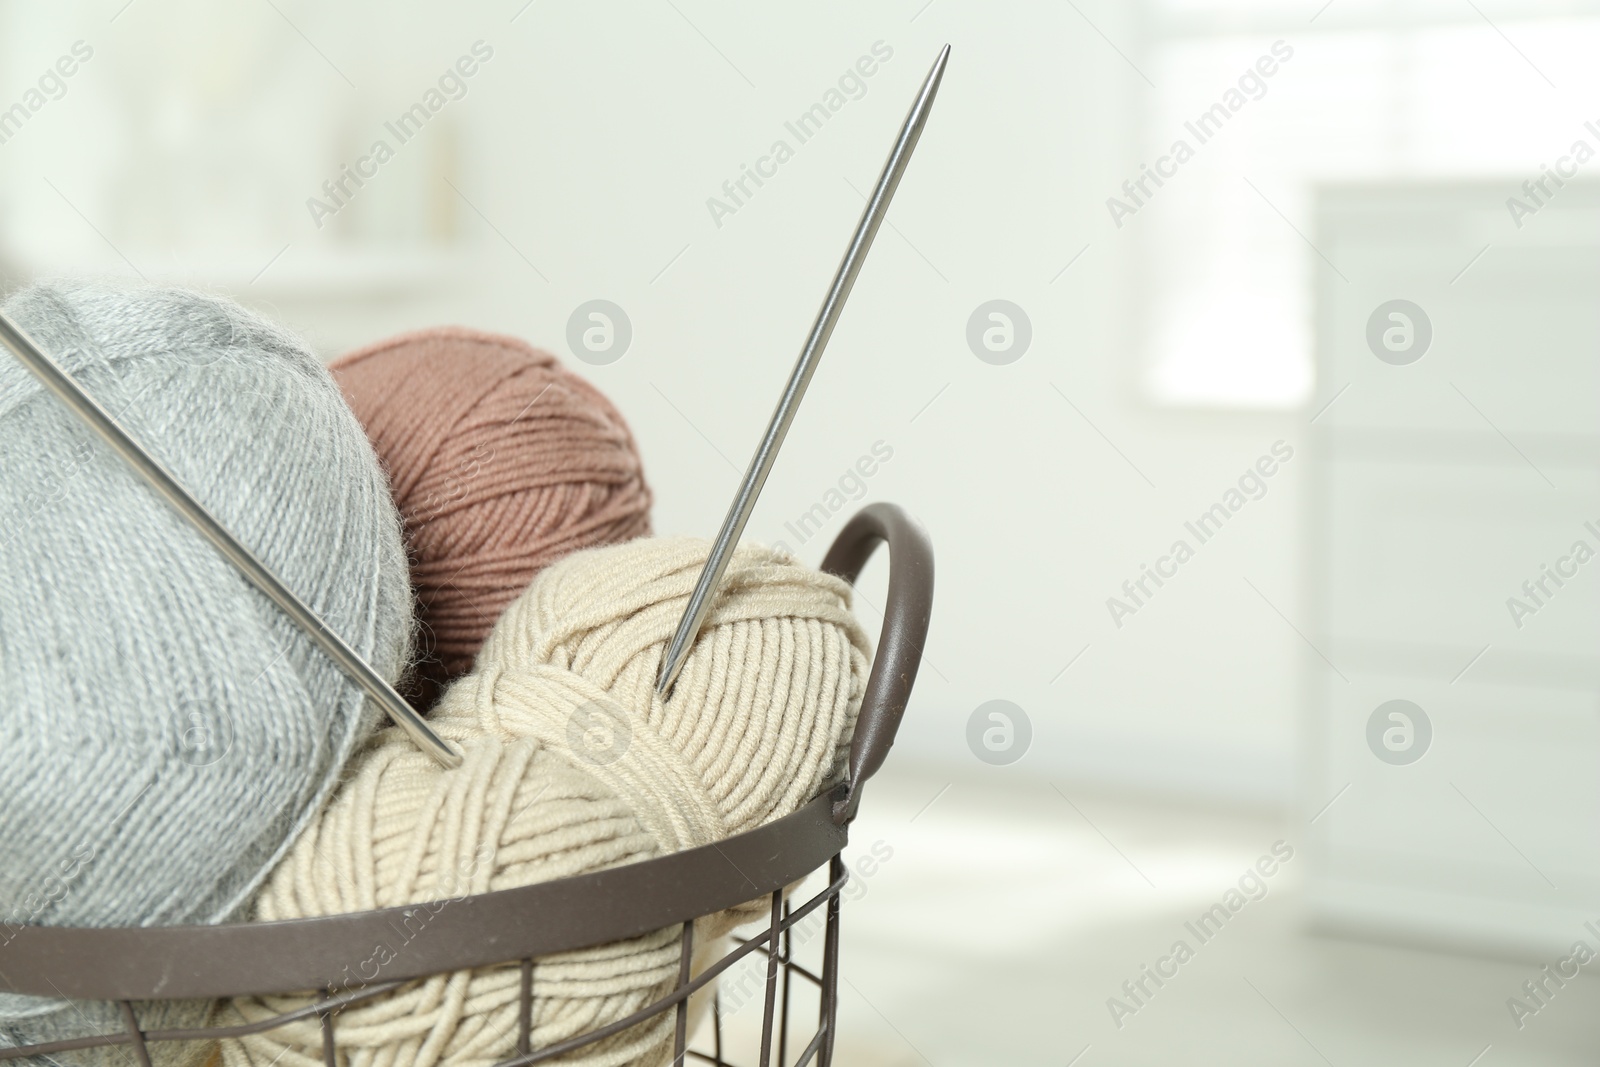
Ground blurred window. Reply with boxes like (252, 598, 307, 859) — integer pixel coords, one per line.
(1138, 0, 1600, 406)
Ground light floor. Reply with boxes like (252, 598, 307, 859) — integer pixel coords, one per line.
(696, 765, 1598, 1066)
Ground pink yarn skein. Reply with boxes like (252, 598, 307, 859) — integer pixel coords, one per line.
(331, 326, 652, 707)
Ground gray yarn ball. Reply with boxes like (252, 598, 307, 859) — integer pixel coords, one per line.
(0, 282, 412, 1065)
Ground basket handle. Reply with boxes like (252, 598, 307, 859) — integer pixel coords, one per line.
(820, 503, 934, 824)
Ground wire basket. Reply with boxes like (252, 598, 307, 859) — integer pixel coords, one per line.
(0, 503, 934, 1067)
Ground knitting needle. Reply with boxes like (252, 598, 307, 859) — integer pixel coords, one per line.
(0, 311, 464, 769)
(656, 44, 950, 698)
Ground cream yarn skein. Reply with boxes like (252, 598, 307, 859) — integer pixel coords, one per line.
(223, 537, 870, 1067)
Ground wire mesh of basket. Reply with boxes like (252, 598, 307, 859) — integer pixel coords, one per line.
(0, 503, 934, 1067)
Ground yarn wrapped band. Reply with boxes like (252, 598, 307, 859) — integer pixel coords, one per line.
(0, 282, 411, 1064)
(222, 537, 869, 1067)
(331, 327, 652, 707)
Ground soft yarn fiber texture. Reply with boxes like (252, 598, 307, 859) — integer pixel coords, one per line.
(331, 327, 652, 708)
(0, 282, 411, 1065)
(222, 537, 871, 1067)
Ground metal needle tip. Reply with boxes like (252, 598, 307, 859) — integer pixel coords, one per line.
(655, 44, 950, 699)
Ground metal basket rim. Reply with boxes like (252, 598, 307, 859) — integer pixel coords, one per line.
(0, 788, 849, 1001)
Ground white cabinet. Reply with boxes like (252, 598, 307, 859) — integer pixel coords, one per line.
(1309, 184, 1600, 956)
